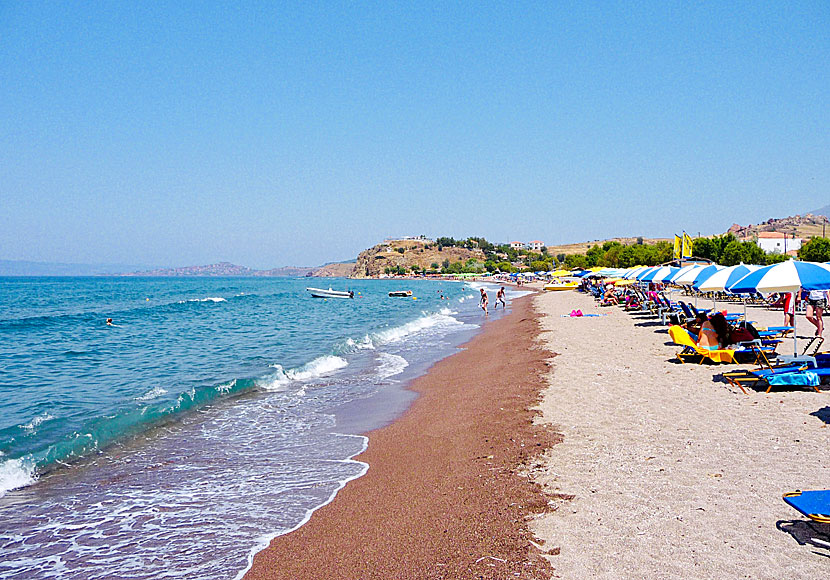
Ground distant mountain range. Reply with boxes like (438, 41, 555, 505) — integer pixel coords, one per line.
(0, 259, 356, 277)
(0, 260, 150, 276)
(810, 204, 830, 218)
(123, 262, 317, 277)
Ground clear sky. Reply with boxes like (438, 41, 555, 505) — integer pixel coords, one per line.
(1, 2, 828, 268)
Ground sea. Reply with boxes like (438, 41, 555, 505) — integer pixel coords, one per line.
(0, 276, 526, 579)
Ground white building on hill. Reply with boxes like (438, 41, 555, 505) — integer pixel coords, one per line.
(755, 232, 802, 255)
(526, 240, 545, 251)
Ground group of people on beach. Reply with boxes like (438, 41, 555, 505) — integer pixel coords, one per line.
(479, 287, 506, 316)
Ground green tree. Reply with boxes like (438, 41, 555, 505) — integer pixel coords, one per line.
(764, 252, 790, 265)
(799, 237, 830, 262)
(430, 262, 439, 270)
(564, 254, 588, 269)
(720, 241, 745, 266)
(692, 237, 719, 262)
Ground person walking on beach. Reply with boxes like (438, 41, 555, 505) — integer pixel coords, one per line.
(805, 289, 828, 336)
(479, 288, 489, 316)
(495, 286, 506, 310)
(783, 291, 797, 327)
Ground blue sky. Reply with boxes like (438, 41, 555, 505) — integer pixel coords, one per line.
(1, 2, 827, 268)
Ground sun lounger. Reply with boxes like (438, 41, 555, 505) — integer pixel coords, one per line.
(783, 490, 830, 524)
(668, 325, 736, 364)
(721, 353, 830, 394)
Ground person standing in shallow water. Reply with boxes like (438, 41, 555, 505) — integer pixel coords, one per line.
(495, 286, 506, 310)
(479, 288, 489, 316)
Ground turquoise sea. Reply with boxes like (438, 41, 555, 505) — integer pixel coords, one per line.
(0, 276, 524, 579)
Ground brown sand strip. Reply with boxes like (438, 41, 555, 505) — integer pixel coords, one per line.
(245, 296, 559, 580)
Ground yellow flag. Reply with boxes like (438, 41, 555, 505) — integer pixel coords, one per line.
(673, 235, 682, 260)
(682, 232, 693, 258)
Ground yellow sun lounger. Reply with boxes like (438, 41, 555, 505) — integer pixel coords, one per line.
(668, 325, 735, 364)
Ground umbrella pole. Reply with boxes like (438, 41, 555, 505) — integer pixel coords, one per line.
(793, 306, 798, 357)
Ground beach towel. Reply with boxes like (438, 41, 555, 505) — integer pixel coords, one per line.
(767, 372, 820, 387)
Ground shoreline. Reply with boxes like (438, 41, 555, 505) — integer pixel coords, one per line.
(244, 294, 560, 579)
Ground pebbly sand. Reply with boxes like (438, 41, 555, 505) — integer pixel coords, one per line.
(530, 289, 830, 579)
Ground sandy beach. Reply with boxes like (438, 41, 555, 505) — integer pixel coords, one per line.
(531, 289, 830, 579)
(245, 295, 558, 579)
(242, 285, 829, 579)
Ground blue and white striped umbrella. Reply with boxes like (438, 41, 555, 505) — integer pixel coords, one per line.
(728, 260, 830, 294)
(641, 266, 679, 283)
(690, 265, 725, 290)
(697, 263, 762, 318)
(697, 264, 761, 293)
(635, 266, 661, 281)
(623, 266, 650, 280)
(728, 260, 830, 356)
(672, 264, 707, 285)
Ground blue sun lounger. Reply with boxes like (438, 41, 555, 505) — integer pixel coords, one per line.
(783, 490, 830, 524)
(721, 353, 830, 394)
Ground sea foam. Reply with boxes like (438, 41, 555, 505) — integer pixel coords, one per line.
(261, 355, 350, 391)
(135, 386, 168, 401)
(375, 353, 409, 379)
(369, 309, 463, 346)
(0, 457, 37, 497)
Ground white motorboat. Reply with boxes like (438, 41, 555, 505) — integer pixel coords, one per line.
(307, 287, 354, 299)
(388, 290, 412, 297)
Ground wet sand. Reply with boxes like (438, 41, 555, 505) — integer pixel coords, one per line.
(245, 295, 559, 579)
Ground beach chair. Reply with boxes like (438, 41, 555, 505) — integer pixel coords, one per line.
(783, 490, 830, 524)
(721, 353, 830, 394)
(667, 325, 735, 364)
(774, 337, 825, 367)
(757, 326, 795, 339)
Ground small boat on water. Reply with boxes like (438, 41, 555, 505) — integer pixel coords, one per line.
(307, 287, 354, 299)
(543, 279, 579, 292)
(388, 290, 412, 297)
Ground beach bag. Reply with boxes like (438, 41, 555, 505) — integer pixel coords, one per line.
(729, 327, 755, 343)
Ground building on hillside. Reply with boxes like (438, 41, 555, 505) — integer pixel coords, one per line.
(509, 241, 524, 250)
(384, 235, 432, 243)
(526, 240, 545, 251)
(755, 232, 802, 255)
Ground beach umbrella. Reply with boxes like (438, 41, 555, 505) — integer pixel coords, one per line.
(641, 266, 678, 283)
(668, 264, 702, 284)
(729, 261, 830, 355)
(634, 266, 660, 281)
(652, 266, 680, 284)
(697, 264, 761, 293)
(672, 264, 707, 286)
(729, 260, 830, 294)
(623, 266, 649, 280)
(690, 265, 725, 290)
(550, 269, 572, 277)
(697, 264, 761, 316)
